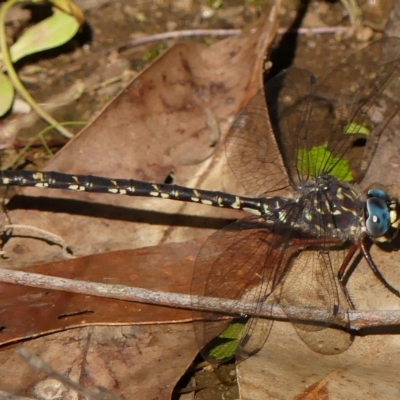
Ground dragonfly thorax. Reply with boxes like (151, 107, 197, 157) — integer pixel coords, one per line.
(295, 174, 365, 241)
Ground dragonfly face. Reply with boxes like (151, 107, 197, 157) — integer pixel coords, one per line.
(365, 188, 400, 243)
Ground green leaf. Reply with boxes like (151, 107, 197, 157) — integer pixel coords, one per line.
(0, 72, 15, 117)
(218, 322, 245, 339)
(344, 121, 371, 136)
(297, 146, 354, 181)
(9, 11, 80, 63)
(208, 322, 245, 362)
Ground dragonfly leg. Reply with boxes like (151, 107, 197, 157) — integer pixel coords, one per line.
(359, 239, 400, 297)
(337, 243, 359, 309)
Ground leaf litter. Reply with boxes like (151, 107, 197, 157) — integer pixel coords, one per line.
(2, 0, 400, 399)
(0, 2, 280, 399)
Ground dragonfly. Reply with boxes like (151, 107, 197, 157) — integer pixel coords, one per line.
(191, 38, 400, 362)
(2, 38, 400, 363)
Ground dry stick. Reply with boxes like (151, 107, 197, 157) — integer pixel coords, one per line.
(65, 26, 352, 73)
(65, 29, 242, 72)
(3, 224, 73, 258)
(0, 267, 399, 330)
(121, 27, 352, 49)
(123, 26, 352, 49)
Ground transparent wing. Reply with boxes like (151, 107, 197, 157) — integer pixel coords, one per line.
(314, 37, 400, 181)
(227, 37, 400, 195)
(270, 37, 400, 186)
(191, 216, 297, 363)
(277, 190, 354, 354)
(226, 90, 292, 197)
(279, 249, 353, 354)
(192, 201, 353, 361)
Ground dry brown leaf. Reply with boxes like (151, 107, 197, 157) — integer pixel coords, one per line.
(0, 325, 195, 399)
(0, 240, 204, 346)
(238, 311, 400, 399)
(3, 4, 280, 267)
(0, 3, 282, 398)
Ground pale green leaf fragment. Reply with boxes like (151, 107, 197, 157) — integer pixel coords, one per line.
(209, 338, 240, 362)
(218, 322, 245, 339)
(344, 121, 370, 136)
(209, 322, 245, 362)
(297, 146, 354, 182)
(10, 11, 80, 63)
(0, 72, 15, 117)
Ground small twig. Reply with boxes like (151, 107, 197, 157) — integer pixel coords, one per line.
(121, 27, 353, 49)
(17, 347, 121, 400)
(3, 225, 73, 258)
(0, 267, 399, 331)
(280, 26, 352, 35)
(125, 29, 242, 47)
(65, 26, 352, 74)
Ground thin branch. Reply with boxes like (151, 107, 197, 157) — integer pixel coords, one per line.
(0, 267, 398, 331)
(121, 27, 352, 50)
(3, 224, 73, 258)
(65, 26, 352, 73)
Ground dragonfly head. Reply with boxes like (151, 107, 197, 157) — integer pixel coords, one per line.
(365, 188, 400, 242)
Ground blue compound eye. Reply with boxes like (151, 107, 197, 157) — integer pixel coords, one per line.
(365, 197, 390, 237)
(367, 188, 390, 201)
